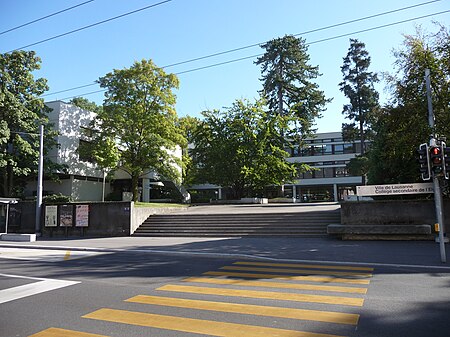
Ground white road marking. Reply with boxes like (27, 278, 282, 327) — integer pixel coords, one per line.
(0, 247, 104, 262)
(0, 273, 80, 304)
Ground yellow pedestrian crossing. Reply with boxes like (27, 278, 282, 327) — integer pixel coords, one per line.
(29, 327, 110, 337)
(29, 260, 373, 337)
(83, 308, 345, 337)
(220, 265, 373, 277)
(203, 270, 371, 284)
(126, 294, 360, 325)
(233, 261, 374, 271)
(157, 284, 365, 306)
(183, 276, 368, 294)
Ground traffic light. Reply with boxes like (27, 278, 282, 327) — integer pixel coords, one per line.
(418, 143, 431, 180)
(430, 145, 443, 174)
(443, 145, 450, 179)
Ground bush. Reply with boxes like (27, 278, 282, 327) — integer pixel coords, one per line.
(43, 193, 73, 203)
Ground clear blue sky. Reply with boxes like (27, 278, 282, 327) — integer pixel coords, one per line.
(1, 0, 448, 132)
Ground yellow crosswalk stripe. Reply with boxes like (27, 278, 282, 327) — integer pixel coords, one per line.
(183, 276, 367, 294)
(126, 294, 360, 325)
(28, 327, 110, 337)
(221, 265, 372, 278)
(233, 261, 374, 272)
(204, 271, 371, 284)
(83, 308, 347, 337)
(157, 284, 364, 306)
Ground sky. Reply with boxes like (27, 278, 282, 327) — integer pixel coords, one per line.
(0, 0, 448, 133)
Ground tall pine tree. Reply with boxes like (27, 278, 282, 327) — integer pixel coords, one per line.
(255, 35, 329, 141)
(339, 39, 379, 155)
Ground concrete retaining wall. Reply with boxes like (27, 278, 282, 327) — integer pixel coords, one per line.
(340, 200, 448, 226)
(4, 201, 187, 237)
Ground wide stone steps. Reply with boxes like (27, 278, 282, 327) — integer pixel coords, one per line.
(133, 211, 340, 237)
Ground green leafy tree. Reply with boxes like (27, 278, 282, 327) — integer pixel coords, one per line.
(191, 98, 306, 199)
(0, 51, 59, 197)
(69, 97, 103, 114)
(368, 24, 450, 184)
(96, 59, 186, 201)
(339, 39, 379, 155)
(255, 35, 330, 141)
(177, 115, 201, 185)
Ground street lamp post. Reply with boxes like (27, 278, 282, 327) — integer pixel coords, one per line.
(35, 125, 44, 234)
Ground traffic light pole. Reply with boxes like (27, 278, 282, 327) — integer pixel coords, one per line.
(426, 69, 447, 263)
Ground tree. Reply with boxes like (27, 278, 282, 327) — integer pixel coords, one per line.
(191, 98, 306, 199)
(0, 51, 58, 197)
(367, 24, 450, 184)
(339, 39, 379, 155)
(69, 97, 103, 114)
(255, 35, 330, 141)
(96, 59, 186, 201)
(177, 115, 201, 186)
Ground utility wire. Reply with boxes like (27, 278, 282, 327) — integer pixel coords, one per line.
(163, 0, 443, 69)
(6, 0, 173, 53)
(0, 0, 95, 36)
(42, 7, 450, 101)
(52, 8, 450, 103)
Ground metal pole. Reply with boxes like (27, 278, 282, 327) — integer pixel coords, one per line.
(425, 69, 447, 263)
(433, 177, 446, 262)
(5, 203, 9, 234)
(35, 125, 44, 234)
(102, 169, 106, 202)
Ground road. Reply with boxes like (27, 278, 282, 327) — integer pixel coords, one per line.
(1, 238, 450, 337)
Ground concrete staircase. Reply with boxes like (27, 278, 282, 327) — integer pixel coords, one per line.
(132, 210, 340, 237)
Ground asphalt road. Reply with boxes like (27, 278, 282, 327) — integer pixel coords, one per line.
(1, 240, 450, 337)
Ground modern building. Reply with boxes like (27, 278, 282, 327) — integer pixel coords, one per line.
(188, 131, 366, 202)
(285, 131, 366, 202)
(24, 101, 185, 202)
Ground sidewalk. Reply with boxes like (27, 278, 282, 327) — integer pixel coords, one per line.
(1, 235, 448, 269)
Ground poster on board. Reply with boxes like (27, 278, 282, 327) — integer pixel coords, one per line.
(59, 204, 73, 227)
(75, 205, 89, 227)
(45, 205, 57, 227)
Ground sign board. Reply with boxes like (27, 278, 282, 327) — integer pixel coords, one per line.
(357, 183, 434, 196)
(59, 204, 73, 227)
(45, 206, 57, 227)
(75, 205, 89, 227)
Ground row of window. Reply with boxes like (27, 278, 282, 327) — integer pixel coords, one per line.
(288, 142, 364, 157)
(298, 166, 351, 179)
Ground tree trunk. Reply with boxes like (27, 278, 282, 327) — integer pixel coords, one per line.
(131, 173, 140, 202)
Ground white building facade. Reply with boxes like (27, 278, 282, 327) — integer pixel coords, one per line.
(25, 101, 109, 201)
(25, 101, 184, 202)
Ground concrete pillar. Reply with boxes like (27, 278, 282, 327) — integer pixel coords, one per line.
(333, 184, 338, 202)
(292, 185, 297, 201)
(142, 178, 150, 202)
(218, 188, 222, 200)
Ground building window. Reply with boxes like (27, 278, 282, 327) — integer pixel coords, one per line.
(343, 143, 354, 154)
(335, 167, 349, 177)
(78, 140, 94, 162)
(324, 167, 334, 178)
(333, 144, 344, 154)
(314, 168, 324, 178)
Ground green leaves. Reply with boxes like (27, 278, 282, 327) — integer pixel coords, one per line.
(0, 50, 56, 197)
(95, 59, 185, 201)
(339, 39, 379, 155)
(256, 35, 330, 139)
(191, 98, 297, 199)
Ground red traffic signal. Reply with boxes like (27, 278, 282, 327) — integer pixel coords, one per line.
(430, 146, 443, 173)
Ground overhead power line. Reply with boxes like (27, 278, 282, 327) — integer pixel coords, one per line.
(6, 0, 173, 53)
(163, 0, 443, 69)
(50, 8, 450, 103)
(0, 0, 95, 36)
(41, 5, 449, 100)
